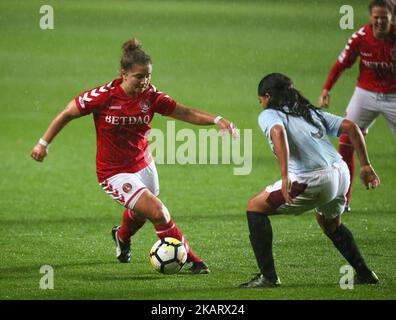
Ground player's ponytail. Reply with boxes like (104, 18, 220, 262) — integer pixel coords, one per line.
(120, 38, 152, 71)
(258, 73, 328, 132)
(122, 38, 142, 52)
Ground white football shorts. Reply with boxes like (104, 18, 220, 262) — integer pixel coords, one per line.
(265, 160, 350, 219)
(345, 87, 396, 135)
(99, 161, 159, 209)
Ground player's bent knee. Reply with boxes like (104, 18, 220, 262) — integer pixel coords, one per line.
(246, 197, 259, 212)
(315, 212, 340, 235)
(148, 204, 171, 226)
(246, 196, 271, 214)
(134, 191, 171, 226)
(323, 223, 339, 236)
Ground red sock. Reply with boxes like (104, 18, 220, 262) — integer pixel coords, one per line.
(154, 219, 202, 263)
(339, 134, 355, 206)
(118, 209, 146, 243)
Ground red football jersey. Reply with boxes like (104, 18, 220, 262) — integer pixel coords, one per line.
(74, 79, 176, 182)
(323, 24, 396, 93)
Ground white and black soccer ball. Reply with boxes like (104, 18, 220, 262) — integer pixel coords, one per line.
(149, 237, 188, 274)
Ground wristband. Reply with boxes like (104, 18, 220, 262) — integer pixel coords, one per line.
(214, 116, 223, 124)
(39, 138, 50, 148)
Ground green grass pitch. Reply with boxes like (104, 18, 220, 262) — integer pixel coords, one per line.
(1, 0, 395, 300)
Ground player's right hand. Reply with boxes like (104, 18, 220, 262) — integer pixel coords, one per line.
(216, 118, 239, 139)
(360, 164, 380, 190)
(319, 89, 330, 108)
(31, 144, 48, 162)
(281, 176, 293, 204)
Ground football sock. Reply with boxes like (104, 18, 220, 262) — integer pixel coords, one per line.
(118, 209, 146, 243)
(339, 134, 355, 206)
(326, 224, 372, 276)
(246, 211, 278, 282)
(155, 219, 202, 263)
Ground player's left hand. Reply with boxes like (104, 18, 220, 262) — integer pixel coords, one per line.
(216, 118, 239, 139)
(360, 164, 380, 189)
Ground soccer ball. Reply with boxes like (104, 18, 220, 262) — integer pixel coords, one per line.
(149, 237, 188, 274)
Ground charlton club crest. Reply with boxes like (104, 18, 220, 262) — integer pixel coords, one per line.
(122, 183, 132, 193)
(139, 99, 151, 113)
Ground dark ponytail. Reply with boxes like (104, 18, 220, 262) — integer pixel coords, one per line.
(120, 38, 152, 71)
(258, 73, 327, 132)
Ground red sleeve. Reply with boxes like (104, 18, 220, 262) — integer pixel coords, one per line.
(151, 88, 177, 116)
(74, 81, 114, 115)
(323, 28, 362, 91)
(323, 61, 347, 91)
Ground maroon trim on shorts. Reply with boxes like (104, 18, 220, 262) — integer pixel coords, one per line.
(266, 181, 308, 212)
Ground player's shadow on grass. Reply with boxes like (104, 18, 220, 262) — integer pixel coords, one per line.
(0, 261, 160, 282)
(0, 260, 115, 278)
(85, 274, 159, 281)
(1, 216, 117, 226)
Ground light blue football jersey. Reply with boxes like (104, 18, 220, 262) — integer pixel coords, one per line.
(258, 107, 343, 174)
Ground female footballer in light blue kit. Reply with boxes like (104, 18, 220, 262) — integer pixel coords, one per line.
(240, 73, 380, 288)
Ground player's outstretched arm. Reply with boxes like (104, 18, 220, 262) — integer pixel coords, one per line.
(270, 124, 292, 204)
(319, 62, 346, 108)
(168, 103, 239, 139)
(319, 38, 358, 108)
(339, 119, 380, 189)
(31, 100, 83, 162)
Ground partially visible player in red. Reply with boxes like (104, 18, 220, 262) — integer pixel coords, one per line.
(389, 0, 396, 22)
(319, 0, 395, 212)
(31, 38, 238, 274)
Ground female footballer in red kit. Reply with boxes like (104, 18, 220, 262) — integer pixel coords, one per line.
(31, 38, 238, 274)
(319, 0, 395, 212)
